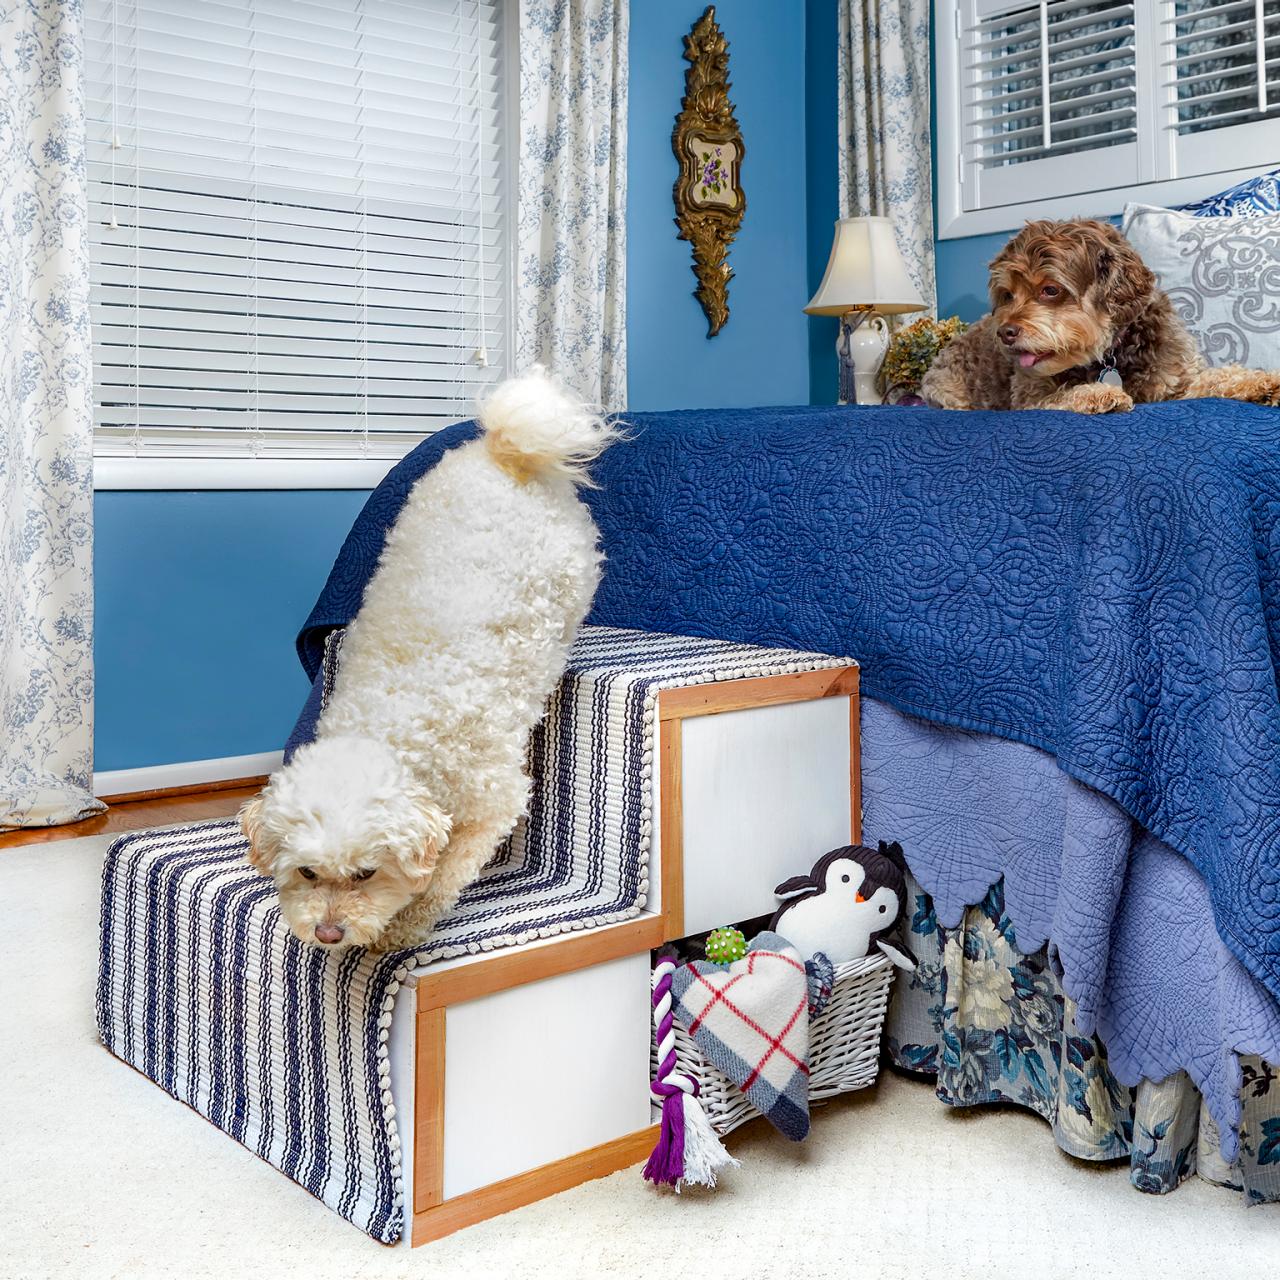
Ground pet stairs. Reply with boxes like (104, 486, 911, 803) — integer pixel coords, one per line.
(98, 627, 861, 1246)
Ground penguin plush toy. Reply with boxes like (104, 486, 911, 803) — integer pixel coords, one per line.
(769, 841, 916, 969)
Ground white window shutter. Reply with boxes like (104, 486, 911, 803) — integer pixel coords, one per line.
(943, 0, 1280, 229)
(1162, 0, 1280, 178)
(84, 0, 510, 460)
(962, 0, 1141, 213)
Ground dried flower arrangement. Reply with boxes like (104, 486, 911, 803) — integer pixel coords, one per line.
(878, 316, 969, 404)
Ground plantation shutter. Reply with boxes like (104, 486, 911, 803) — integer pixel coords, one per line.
(960, 0, 1140, 212)
(1162, 0, 1280, 177)
(84, 0, 510, 460)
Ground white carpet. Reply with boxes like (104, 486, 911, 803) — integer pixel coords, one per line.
(3, 833, 1277, 1280)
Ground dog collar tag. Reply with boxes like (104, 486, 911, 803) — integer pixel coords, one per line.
(1098, 367, 1123, 389)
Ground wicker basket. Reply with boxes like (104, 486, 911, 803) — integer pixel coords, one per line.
(657, 952, 896, 1136)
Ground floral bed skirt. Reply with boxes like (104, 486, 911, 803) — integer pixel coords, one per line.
(885, 877, 1280, 1203)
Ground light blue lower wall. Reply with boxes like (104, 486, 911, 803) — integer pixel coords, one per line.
(94, 491, 368, 771)
(934, 232, 1009, 323)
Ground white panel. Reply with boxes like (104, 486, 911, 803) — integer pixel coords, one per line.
(441, 954, 652, 1200)
(680, 697, 853, 938)
(1164, 0, 1280, 178)
(964, 0, 1141, 210)
(974, 139, 1140, 207)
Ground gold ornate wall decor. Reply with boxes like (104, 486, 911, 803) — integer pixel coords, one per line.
(672, 6, 745, 337)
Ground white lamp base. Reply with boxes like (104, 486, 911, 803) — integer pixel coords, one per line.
(836, 311, 889, 406)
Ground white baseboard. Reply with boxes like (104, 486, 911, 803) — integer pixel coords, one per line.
(94, 751, 283, 798)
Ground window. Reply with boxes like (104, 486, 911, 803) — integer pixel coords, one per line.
(1167, 0, 1280, 173)
(85, 0, 510, 477)
(936, 0, 1280, 236)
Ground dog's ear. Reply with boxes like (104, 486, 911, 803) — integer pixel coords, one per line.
(987, 247, 1015, 308)
(239, 793, 275, 875)
(1088, 225, 1154, 322)
(396, 791, 452, 879)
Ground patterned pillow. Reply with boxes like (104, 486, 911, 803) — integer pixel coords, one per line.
(1178, 168, 1280, 218)
(1122, 202, 1280, 369)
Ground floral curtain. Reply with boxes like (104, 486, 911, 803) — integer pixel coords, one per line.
(517, 0, 628, 410)
(837, 0, 936, 314)
(0, 0, 102, 829)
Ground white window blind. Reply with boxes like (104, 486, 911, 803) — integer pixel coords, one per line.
(942, 0, 1280, 228)
(85, 0, 509, 461)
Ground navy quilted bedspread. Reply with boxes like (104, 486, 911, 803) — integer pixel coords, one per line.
(297, 401, 1280, 1001)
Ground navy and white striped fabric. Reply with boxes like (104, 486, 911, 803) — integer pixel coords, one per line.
(97, 627, 852, 1241)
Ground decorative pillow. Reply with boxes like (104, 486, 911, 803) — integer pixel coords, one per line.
(1122, 202, 1280, 369)
(1178, 168, 1280, 218)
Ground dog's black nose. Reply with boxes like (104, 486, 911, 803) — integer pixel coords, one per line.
(998, 324, 1021, 345)
(315, 922, 345, 945)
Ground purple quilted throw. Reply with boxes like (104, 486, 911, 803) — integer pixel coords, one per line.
(291, 401, 1280, 1006)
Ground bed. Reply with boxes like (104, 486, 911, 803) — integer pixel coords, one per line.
(289, 398, 1280, 1201)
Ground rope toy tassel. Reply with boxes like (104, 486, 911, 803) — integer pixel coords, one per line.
(644, 959, 738, 1191)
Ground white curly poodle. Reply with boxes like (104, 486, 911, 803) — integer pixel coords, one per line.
(239, 368, 616, 951)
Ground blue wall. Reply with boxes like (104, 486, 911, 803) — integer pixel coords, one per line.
(95, 1, 823, 773)
(805, 0, 840, 402)
(935, 231, 1007, 323)
(627, 1, 812, 410)
(94, 491, 368, 771)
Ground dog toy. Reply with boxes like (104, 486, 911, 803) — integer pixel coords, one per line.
(770, 841, 916, 968)
(704, 925, 747, 964)
(805, 952, 836, 1018)
(670, 932, 812, 1141)
(644, 959, 739, 1190)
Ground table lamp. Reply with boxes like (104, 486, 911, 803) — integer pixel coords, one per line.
(805, 216, 926, 405)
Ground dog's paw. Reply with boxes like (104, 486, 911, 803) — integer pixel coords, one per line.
(1183, 366, 1280, 406)
(1062, 383, 1134, 415)
(920, 367, 973, 411)
(1249, 373, 1280, 407)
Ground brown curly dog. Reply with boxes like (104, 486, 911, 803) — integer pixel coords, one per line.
(922, 218, 1280, 414)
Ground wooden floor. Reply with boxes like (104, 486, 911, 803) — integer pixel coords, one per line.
(0, 782, 262, 851)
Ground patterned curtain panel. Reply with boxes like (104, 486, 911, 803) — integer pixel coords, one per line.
(837, 0, 936, 314)
(0, 0, 103, 829)
(517, 0, 628, 410)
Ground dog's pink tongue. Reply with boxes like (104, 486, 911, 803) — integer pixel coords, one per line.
(1017, 352, 1040, 369)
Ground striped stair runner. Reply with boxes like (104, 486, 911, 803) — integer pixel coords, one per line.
(96, 626, 852, 1242)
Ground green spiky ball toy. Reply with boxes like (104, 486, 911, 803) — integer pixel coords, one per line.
(704, 926, 748, 965)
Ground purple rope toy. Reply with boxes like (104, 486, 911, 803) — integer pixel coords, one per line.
(643, 958, 737, 1190)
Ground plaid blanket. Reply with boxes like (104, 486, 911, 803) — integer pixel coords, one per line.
(98, 628, 850, 1240)
(672, 932, 811, 1140)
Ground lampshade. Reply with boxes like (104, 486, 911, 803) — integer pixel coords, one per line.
(804, 216, 926, 316)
